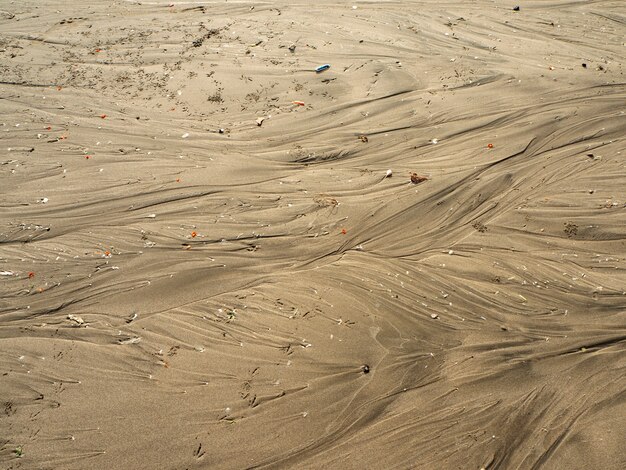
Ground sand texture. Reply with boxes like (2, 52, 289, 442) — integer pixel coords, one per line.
(1, 0, 625, 468)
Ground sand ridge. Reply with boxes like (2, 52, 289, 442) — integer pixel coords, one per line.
(1, 0, 625, 468)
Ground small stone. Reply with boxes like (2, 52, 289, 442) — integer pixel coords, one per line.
(430, 313, 439, 319)
(410, 173, 428, 184)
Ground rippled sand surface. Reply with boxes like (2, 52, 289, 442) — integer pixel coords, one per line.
(1, 1, 625, 468)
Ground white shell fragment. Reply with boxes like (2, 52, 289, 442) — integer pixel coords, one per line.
(67, 314, 85, 325)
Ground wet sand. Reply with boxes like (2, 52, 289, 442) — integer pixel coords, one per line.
(1, 1, 625, 468)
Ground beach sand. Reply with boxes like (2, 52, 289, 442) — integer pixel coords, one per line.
(1, 1, 625, 468)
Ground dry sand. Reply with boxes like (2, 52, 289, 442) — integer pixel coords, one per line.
(1, 0, 625, 468)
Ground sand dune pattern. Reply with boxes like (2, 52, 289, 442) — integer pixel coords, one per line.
(1, 0, 625, 468)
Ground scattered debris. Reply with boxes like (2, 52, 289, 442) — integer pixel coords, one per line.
(359, 135, 369, 142)
(473, 221, 488, 233)
(37, 197, 49, 204)
(0, 271, 15, 276)
(564, 222, 578, 238)
(292, 101, 305, 106)
(430, 313, 439, 319)
(256, 117, 265, 126)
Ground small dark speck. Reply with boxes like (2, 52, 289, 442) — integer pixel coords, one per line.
(362, 365, 370, 374)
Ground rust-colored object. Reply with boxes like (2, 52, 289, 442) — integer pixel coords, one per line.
(28, 272, 35, 279)
(341, 228, 347, 235)
(410, 173, 428, 184)
(191, 231, 197, 238)
(487, 143, 494, 149)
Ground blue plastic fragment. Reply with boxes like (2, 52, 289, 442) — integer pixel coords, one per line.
(315, 64, 330, 73)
